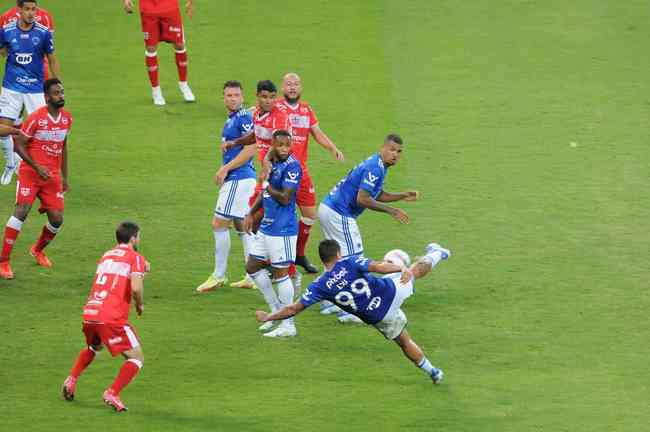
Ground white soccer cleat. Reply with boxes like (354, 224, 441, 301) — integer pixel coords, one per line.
(320, 301, 341, 315)
(152, 86, 166, 106)
(337, 313, 363, 324)
(1, 164, 16, 185)
(258, 321, 275, 332)
(431, 368, 444, 385)
(262, 324, 296, 338)
(178, 81, 196, 102)
(425, 243, 451, 260)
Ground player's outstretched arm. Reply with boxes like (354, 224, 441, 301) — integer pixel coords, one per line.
(356, 189, 410, 224)
(377, 190, 419, 203)
(311, 124, 344, 161)
(368, 260, 413, 283)
(256, 302, 306, 323)
(186, 0, 194, 19)
(0, 124, 21, 137)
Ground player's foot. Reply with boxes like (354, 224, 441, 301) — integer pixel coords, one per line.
(30, 246, 52, 268)
(1, 164, 17, 185)
(102, 389, 127, 412)
(0, 260, 14, 279)
(195, 275, 228, 293)
(262, 324, 296, 338)
(295, 255, 318, 274)
(258, 321, 276, 332)
(431, 368, 444, 385)
(290, 271, 302, 291)
(179, 81, 196, 102)
(152, 86, 166, 106)
(337, 312, 363, 324)
(61, 376, 76, 401)
(425, 243, 451, 260)
(230, 275, 255, 289)
(320, 301, 341, 315)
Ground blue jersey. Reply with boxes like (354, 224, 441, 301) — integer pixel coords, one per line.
(323, 153, 386, 218)
(301, 256, 396, 324)
(260, 155, 302, 236)
(221, 108, 255, 181)
(0, 22, 53, 93)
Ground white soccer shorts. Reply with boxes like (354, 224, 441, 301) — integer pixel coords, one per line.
(373, 273, 415, 340)
(0, 87, 46, 121)
(318, 202, 364, 257)
(214, 177, 256, 220)
(249, 232, 297, 268)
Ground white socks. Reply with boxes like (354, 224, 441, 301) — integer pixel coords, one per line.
(423, 251, 444, 268)
(212, 229, 230, 279)
(250, 269, 279, 311)
(275, 275, 295, 326)
(236, 231, 252, 263)
(1, 135, 15, 167)
(417, 357, 434, 375)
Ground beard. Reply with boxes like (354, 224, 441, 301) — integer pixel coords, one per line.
(52, 100, 65, 108)
(284, 94, 300, 104)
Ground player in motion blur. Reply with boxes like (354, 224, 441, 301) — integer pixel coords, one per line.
(0, 0, 60, 185)
(122, 0, 195, 105)
(0, 79, 69, 279)
(244, 130, 302, 338)
(318, 133, 418, 321)
(62, 221, 150, 412)
(195, 80, 257, 292)
(276, 73, 344, 274)
(256, 239, 451, 384)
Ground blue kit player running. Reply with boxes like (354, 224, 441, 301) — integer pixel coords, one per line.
(196, 80, 257, 293)
(245, 129, 302, 338)
(256, 239, 451, 384)
(0, 0, 60, 185)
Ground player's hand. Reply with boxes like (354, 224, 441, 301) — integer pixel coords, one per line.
(123, 0, 134, 14)
(0, 125, 20, 136)
(400, 267, 413, 284)
(35, 165, 50, 180)
(243, 215, 254, 234)
(255, 310, 269, 322)
(390, 208, 410, 224)
(403, 191, 419, 202)
(136, 303, 144, 316)
(145, 261, 151, 273)
(186, 0, 194, 19)
(221, 141, 234, 152)
(214, 167, 229, 186)
(332, 147, 345, 162)
(62, 179, 70, 193)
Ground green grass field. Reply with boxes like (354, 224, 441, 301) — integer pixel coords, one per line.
(1, 1, 649, 431)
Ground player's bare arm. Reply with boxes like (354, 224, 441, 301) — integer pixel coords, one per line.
(256, 302, 306, 323)
(266, 183, 296, 206)
(0, 124, 21, 136)
(131, 274, 144, 316)
(311, 124, 344, 161)
(377, 190, 419, 202)
(368, 260, 413, 283)
(123, 0, 134, 14)
(13, 134, 50, 180)
(356, 189, 409, 224)
(0, 46, 6, 57)
(46, 52, 60, 80)
(215, 144, 256, 186)
(185, 0, 193, 19)
(243, 195, 263, 234)
(223, 131, 255, 151)
(61, 137, 69, 192)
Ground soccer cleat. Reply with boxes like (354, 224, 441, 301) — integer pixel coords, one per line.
(30, 246, 52, 268)
(258, 321, 275, 332)
(431, 368, 444, 385)
(320, 301, 341, 315)
(178, 81, 196, 102)
(1, 164, 17, 185)
(337, 312, 363, 324)
(230, 275, 255, 289)
(425, 243, 451, 260)
(195, 275, 227, 293)
(295, 255, 318, 274)
(0, 261, 14, 279)
(102, 389, 128, 412)
(262, 324, 296, 338)
(61, 376, 76, 401)
(152, 86, 166, 106)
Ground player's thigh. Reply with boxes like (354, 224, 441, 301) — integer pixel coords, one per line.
(266, 234, 297, 268)
(15, 175, 39, 210)
(374, 309, 408, 341)
(296, 173, 317, 209)
(23, 93, 45, 115)
(215, 178, 255, 221)
(37, 177, 64, 214)
(82, 322, 103, 348)
(122, 345, 144, 363)
(248, 232, 270, 264)
(159, 9, 184, 46)
(140, 13, 161, 47)
(0, 87, 24, 122)
(101, 323, 141, 357)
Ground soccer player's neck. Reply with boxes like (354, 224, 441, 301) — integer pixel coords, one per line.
(47, 106, 61, 118)
(18, 20, 34, 31)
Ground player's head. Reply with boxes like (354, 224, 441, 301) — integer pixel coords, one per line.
(18, 0, 37, 24)
(44, 78, 65, 109)
(272, 129, 292, 160)
(223, 80, 244, 112)
(256, 80, 277, 113)
(380, 133, 403, 167)
(282, 73, 302, 104)
(116, 221, 141, 250)
(319, 239, 342, 266)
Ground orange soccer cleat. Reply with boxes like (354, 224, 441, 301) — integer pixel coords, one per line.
(0, 260, 14, 279)
(30, 246, 52, 268)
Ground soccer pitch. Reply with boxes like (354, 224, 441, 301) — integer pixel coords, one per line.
(1, 1, 649, 430)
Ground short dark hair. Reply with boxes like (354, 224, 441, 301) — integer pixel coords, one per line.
(272, 129, 291, 140)
(257, 80, 277, 94)
(18, 0, 37, 7)
(319, 239, 341, 263)
(385, 133, 403, 145)
(44, 78, 62, 94)
(223, 80, 242, 91)
(116, 221, 140, 244)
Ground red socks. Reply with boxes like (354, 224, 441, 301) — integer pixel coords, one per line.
(110, 359, 142, 395)
(1, 216, 22, 261)
(296, 218, 314, 257)
(175, 49, 188, 82)
(145, 51, 159, 87)
(70, 347, 96, 379)
(34, 223, 59, 252)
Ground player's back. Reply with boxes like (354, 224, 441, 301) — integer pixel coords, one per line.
(82, 245, 145, 325)
(302, 256, 396, 324)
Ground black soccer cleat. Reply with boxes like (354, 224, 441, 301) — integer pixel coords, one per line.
(295, 256, 319, 274)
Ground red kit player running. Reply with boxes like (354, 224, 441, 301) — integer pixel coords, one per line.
(277, 73, 344, 273)
(0, 79, 70, 279)
(62, 221, 150, 412)
(122, 0, 195, 105)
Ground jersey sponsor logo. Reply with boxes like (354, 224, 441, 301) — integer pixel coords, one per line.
(242, 122, 253, 132)
(17, 76, 38, 85)
(20, 187, 31, 197)
(19, 33, 29, 39)
(38, 119, 48, 127)
(254, 124, 273, 140)
(288, 114, 310, 128)
(286, 171, 299, 182)
(32, 36, 40, 45)
(15, 53, 33, 65)
(34, 129, 68, 142)
(367, 296, 382, 311)
(108, 336, 123, 345)
(168, 26, 182, 33)
(62, 117, 69, 125)
(94, 290, 109, 301)
(325, 267, 349, 290)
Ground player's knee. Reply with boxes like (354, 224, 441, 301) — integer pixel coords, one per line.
(211, 217, 229, 231)
(271, 266, 289, 279)
(174, 43, 185, 51)
(245, 259, 260, 275)
(145, 45, 157, 54)
(14, 205, 30, 220)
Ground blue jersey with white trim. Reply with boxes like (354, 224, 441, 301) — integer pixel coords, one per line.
(300, 256, 396, 324)
(260, 155, 302, 236)
(322, 153, 386, 218)
(0, 22, 53, 93)
(221, 108, 255, 181)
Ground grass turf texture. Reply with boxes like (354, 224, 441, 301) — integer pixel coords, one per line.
(1, 1, 649, 431)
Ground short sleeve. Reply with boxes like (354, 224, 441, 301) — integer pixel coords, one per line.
(353, 256, 371, 273)
(44, 30, 54, 54)
(131, 253, 146, 276)
(359, 165, 383, 195)
(21, 115, 38, 138)
(300, 282, 324, 307)
(281, 162, 302, 191)
(239, 112, 254, 135)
